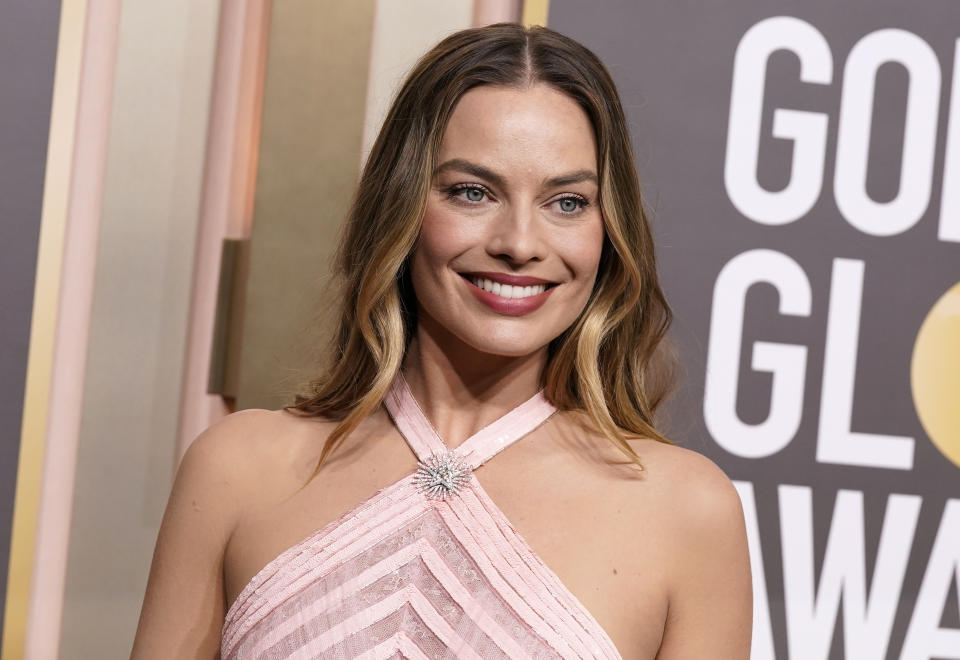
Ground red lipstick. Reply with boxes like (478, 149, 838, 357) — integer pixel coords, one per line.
(460, 273, 556, 316)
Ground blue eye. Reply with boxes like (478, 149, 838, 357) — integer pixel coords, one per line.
(559, 198, 579, 213)
(446, 184, 488, 204)
(555, 195, 587, 214)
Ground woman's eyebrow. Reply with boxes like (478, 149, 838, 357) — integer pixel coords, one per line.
(434, 159, 598, 189)
(434, 159, 505, 188)
(544, 170, 598, 187)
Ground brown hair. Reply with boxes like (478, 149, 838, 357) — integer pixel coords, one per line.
(289, 23, 677, 468)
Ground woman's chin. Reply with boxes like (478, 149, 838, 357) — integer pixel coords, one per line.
(453, 331, 553, 360)
(414, 305, 562, 361)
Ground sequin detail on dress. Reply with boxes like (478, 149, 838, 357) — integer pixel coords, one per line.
(220, 375, 622, 659)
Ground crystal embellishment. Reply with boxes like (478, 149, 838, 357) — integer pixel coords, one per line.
(413, 450, 472, 500)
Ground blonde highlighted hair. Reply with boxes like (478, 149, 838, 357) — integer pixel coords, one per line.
(289, 23, 677, 468)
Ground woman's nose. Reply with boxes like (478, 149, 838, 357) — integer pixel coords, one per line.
(485, 203, 547, 265)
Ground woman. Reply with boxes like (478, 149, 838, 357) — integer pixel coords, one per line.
(133, 23, 752, 659)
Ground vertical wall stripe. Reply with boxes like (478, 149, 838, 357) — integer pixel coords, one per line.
(60, 3, 221, 655)
(234, 0, 378, 411)
(176, 0, 271, 463)
(1, 1, 81, 658)
(2, 0, 122, 657)
(521, 0, 549, 26)
(24, 0, 121, 651)
(361, 0, 473, 165)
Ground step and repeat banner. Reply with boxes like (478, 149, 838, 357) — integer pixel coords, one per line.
(550, 2, 959, 659)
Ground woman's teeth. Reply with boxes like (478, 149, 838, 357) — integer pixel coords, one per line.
(469, 276, 547, 299)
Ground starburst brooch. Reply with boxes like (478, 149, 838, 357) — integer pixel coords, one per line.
(413, 451, 472, 500)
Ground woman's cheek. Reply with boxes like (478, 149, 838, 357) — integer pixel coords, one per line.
(559, 222, 604, 275)
(420, 212, 476, 260)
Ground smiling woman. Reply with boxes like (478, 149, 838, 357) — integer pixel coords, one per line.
(414, 84, 605, 351)
(132, 23, 752, 660)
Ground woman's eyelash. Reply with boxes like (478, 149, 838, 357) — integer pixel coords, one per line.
(442, 185, 589, 213)
(555, 194, 589, 212)
(444, 183, 489, 201)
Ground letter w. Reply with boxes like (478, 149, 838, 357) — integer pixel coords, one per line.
(779, 486, 921, 659)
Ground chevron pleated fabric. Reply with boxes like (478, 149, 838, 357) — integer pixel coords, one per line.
(221, 374, 622, 659)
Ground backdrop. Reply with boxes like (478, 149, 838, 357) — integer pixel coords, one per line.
(550, 2, 960, 658)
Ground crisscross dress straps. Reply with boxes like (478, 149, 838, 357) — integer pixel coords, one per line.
(383, 373, 557, 469)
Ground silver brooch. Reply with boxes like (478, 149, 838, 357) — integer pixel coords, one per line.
(413, 451, 472, 500)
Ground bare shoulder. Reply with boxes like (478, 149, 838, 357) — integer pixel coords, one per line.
(185, 407, 303, 458)
(626, 439, 752, 658)
(131, 408, 328, 659)
(538, 416, 751, 656)
(168, 409, 285, 523)
(181, 408, 277, 466)
(180, 407, 334, 493)
(546, 413, 745, 553)
(627, 438, 745, 531)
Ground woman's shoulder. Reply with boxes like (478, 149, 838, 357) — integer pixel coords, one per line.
(625, 437, 744, 532)
(133, 408, 338, 656)
(615, 436, 750, 613)
(181, 408, 302, 469)
(552, 410, 737, 485)
(628, 436, 738, 493)
(622, 440, 753, 654)
(549, 411, 744, 538)
(176, 408, 338, 501)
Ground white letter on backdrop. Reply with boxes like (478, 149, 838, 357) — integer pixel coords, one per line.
(901, 500, 960, 660)
(725, 16, 832, 224)
(780, 487, 921, 660)
(835, 29, 941, 236)
(940, 39, 960, 242)
(817, 258, 915, 468)
(704, 249, 810, 457)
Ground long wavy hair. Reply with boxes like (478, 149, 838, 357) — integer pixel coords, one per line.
(289, 23, 677, 469)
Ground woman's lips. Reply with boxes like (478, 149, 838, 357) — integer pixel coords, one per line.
(460, 274, 556, 316)
(463, 271, 553, 287)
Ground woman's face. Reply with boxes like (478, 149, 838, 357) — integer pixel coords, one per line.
(410, 83, 605, 358)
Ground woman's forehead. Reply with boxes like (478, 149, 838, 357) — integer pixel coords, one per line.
(437, 84, 598, 178)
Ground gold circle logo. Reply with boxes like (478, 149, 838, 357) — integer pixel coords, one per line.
(911, 282, 960, 469)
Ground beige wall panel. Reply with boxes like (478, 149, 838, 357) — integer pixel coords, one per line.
(59, 1, 220, 657)
(360, 0, 473, 163)
(236, 1, 376, 410)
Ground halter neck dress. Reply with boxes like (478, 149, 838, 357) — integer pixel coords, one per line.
(221, 375, 623, 659)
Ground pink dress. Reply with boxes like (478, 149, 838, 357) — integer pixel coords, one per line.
(221, 375, 623, 659)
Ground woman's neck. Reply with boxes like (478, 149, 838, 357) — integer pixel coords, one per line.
(400, 321, 548, 449)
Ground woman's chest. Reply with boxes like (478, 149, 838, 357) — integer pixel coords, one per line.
(475, 457, 670, 658)
(224, 444, 668, 658)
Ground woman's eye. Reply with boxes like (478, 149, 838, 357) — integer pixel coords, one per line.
(555, 195, 587, 214)
(446, 184, 488, 203)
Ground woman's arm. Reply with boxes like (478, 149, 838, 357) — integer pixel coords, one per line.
(131, 411, 264, 659)
(655, 451, 753, 659)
